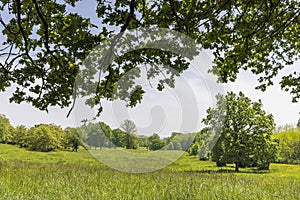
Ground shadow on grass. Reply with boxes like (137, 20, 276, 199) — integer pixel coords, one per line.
(180, 167, 271, 174)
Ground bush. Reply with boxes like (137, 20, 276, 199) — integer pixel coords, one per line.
(27, 125, 59, 152)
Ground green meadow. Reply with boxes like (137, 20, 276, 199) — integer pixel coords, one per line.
(0, 144, 299, 200)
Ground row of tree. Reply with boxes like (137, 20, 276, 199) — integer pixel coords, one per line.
(0, 114, 200, 153)
(77, 120, 200, 152)
(0, 115, 82, 152)
(1, 92, 299, 171)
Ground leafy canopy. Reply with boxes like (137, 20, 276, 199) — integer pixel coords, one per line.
(0, 114, 14, 143)
(203, 92, 277, 171)
(1, 0, 300, 115)
(274, 130, 300, 164)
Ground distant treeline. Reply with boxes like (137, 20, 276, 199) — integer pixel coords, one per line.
(61, 121, 205, 153)
(0, 114, 205, 154)
(0, 114, 300, 164)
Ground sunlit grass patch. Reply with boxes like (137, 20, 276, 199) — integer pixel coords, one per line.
(0, 144, 300, 199)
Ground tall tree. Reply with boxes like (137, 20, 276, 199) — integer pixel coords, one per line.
(0, 1, 299, 116)
(120, 120, 139, 149)
(203, 92, 277, 171)
(120, 120, 137, 135)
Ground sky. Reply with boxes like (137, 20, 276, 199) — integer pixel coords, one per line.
(0, 1, 299, 136)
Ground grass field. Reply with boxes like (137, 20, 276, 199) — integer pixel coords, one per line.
(0, 144, 300, 199)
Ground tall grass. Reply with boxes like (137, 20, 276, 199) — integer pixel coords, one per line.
(0, 144, 299, 199)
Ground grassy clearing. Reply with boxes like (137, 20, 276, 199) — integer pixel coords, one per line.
(0, 144, 300, 199)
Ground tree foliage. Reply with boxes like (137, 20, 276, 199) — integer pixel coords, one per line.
(63, 127, 83, 152)
(0, 118, 85, 152)
(120, 120, 137, 135)
(0, 0, 299, 115)
(26, 124, 59, 152)
(274, 130, 300, 164)
(203, 92, 278, 171)
(137, 135, 149, 149)
(196, 128, 217, 160)
(80, 122, 114, 149)
(188, 142, 200, 156)
(0, 114, 14, 143)
(120, 120, 139, 149)
(11, 125, 28, 147)
(112, 128, 126, 148)
(166, 132, 195, 151)
(148, 133, 165, 151)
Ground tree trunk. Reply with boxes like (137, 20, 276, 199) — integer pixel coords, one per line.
(235, 162, 239, 172)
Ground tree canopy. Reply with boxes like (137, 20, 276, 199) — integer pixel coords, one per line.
(0, 0, 299, 115)
(203, 92, 278, 171)
(0, 114, 14, 143)
(120, 120, 139, 149)
(274, 130, 300, 164)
